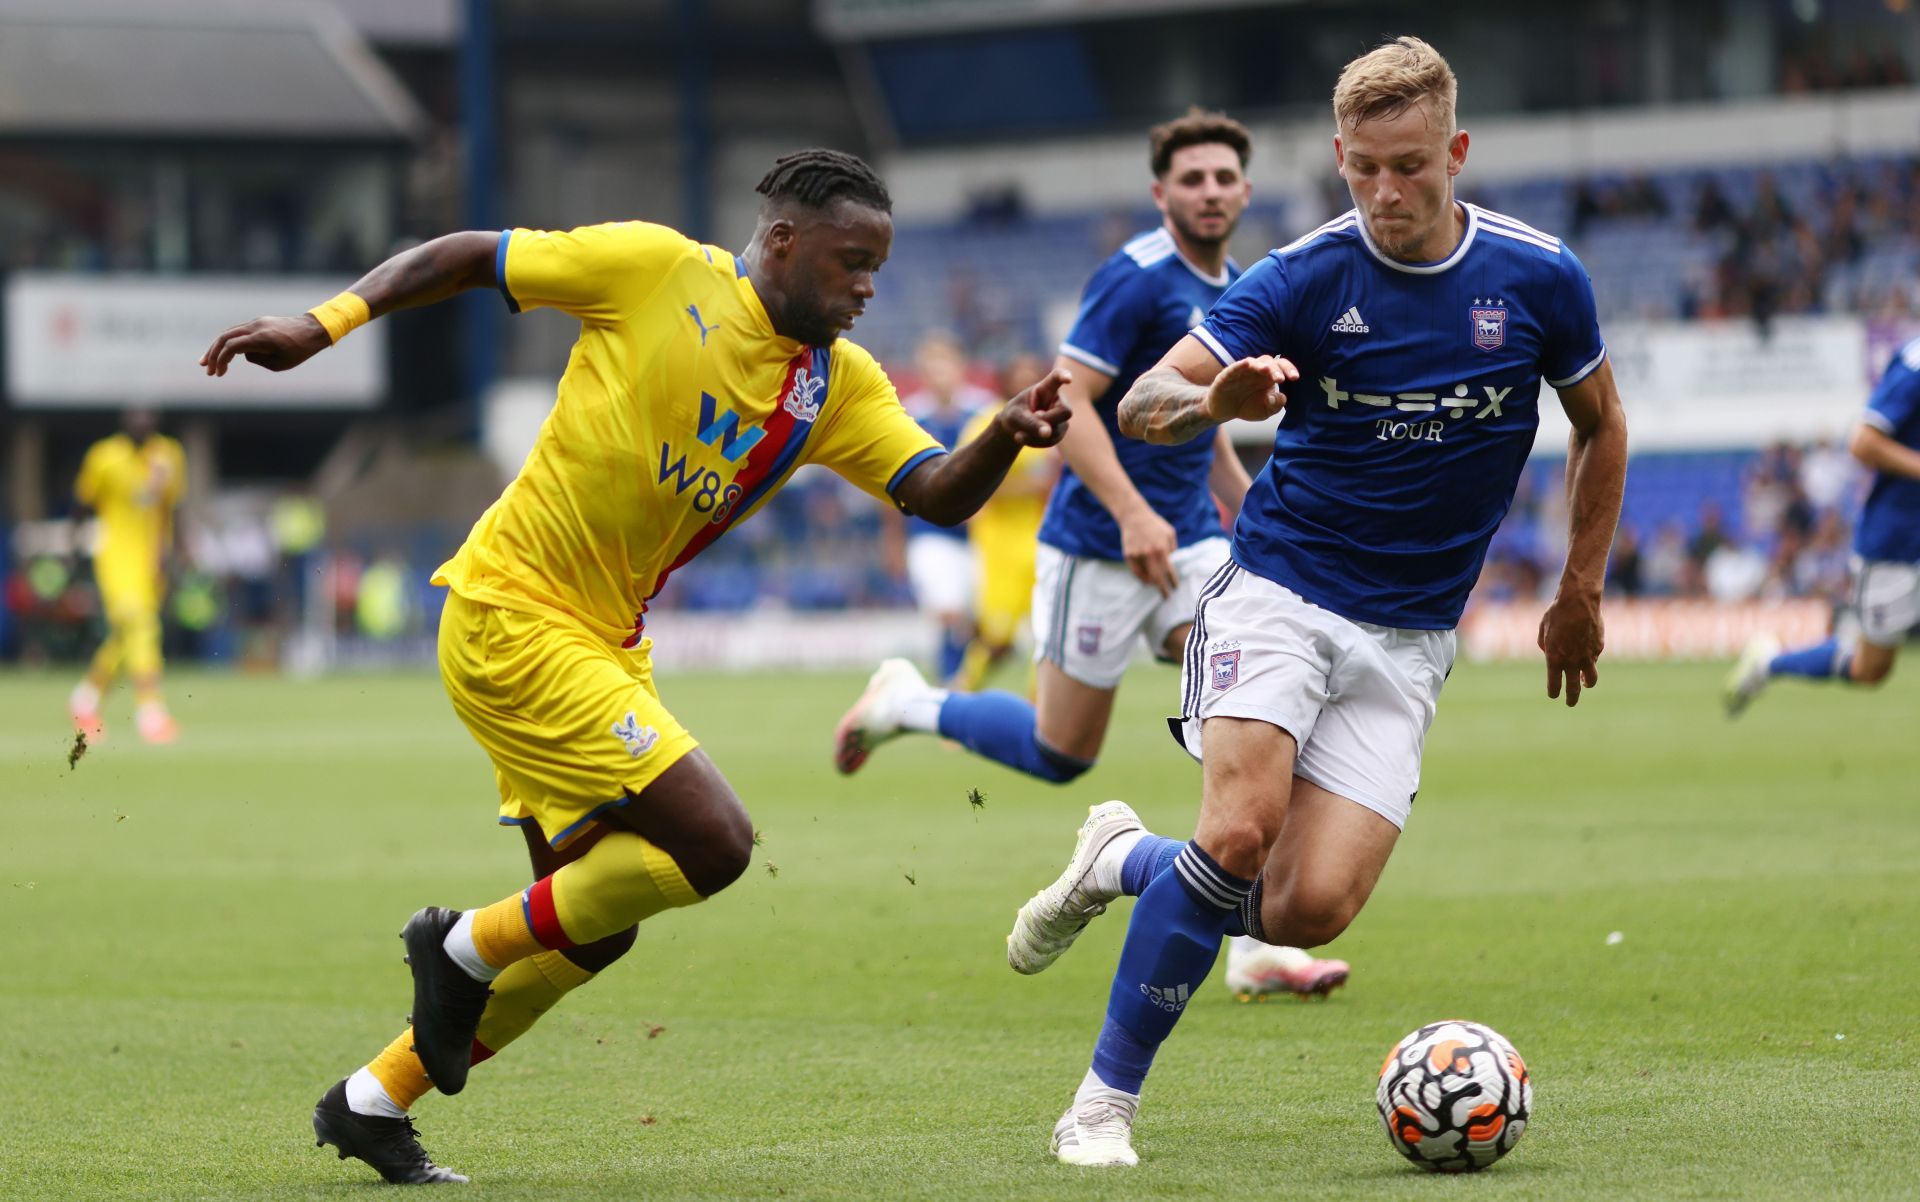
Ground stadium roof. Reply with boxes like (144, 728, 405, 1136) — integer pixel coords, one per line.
(0, 0, 424, 140)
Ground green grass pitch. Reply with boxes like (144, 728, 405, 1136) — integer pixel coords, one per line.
(1, 656, 1915, 1199)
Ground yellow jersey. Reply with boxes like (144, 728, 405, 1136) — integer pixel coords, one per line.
(75, 432, 185, 603)
(434, 222, 942, 647)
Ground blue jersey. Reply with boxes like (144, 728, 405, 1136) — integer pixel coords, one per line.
(1040, 227, 1241, 560)
(903, 390, 993, 541)
(1855, 337, 1920, 563)
(1195, 204, 1607, 629)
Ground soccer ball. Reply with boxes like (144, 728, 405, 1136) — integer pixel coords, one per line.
(1376, 1019, 1531, 1172)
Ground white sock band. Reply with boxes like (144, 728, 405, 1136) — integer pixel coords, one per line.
(899, 688, 949, 734)
(1089, 829, 1145, 899)
(441, 910, 501, 982)
(344, 1066, 409, 1118)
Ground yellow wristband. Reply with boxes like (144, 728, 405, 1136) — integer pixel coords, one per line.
(307, 291, 371, 345)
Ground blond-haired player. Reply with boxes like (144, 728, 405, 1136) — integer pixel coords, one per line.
(836, 109, 1351, 1002)
(1021, 38, 1627, 1165)
(69, 408, 185, 745)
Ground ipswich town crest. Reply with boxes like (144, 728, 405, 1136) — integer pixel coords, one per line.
(1209, 649, 1241, 691)
(1470, 304, 1507, 351)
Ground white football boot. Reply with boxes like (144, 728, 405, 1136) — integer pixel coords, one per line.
(1050, 1086, 1140, 1167)
(1223, 937, 1351, 1000)
(1007, 801, 1142, 975)
(832, 657, 928, 774)
(1722, 633, 1780, 718)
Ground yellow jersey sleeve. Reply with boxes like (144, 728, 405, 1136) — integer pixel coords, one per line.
(498, 222, 694, 325)
(806, 341, 945, 502)
(75, 440, 112, 508)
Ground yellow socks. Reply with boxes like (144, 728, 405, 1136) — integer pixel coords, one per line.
(461, 830, 700, 971)
(467, 894, 545, 970)
(364, 1030, 434, 1111)
(351, 829, 700, 1116)
(550, 830, 701, 942)
(361, 949, 600, 1111)
(474, 951, 594, 1058)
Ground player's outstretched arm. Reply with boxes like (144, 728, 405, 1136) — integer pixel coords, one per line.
(200, 231, 500, 376)
(1538, 356, 1628, 708)
(894, 368, 1073, 527)
(1848, 421, 1920, 481)
(1117, 335, 1297, 445)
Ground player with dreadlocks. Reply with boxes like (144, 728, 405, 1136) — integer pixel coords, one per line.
(203, 148, 1074, 1186)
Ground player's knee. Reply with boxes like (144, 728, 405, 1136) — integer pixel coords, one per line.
(1032, 737, 1094, 784)
(1196, 818, 1269, 879)
(683, 806, 754, 897)
(1269, 890, 1360, 949)
(1851, 654, 1894, 685)
(561, 924, 638, 973)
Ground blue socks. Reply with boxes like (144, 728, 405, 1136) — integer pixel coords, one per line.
(1769, 637, 1852, 682)
(936, 691, 1093, 783)
(1121, 834, 1252, 937)
(1090, 844, 1252, 1094)
(1120, 835, 1183, 897)
(937, 628, 968, 681)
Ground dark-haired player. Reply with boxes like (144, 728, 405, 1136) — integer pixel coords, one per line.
(202, 149, 1073, 1185)
(833, 110, 1349, 1002)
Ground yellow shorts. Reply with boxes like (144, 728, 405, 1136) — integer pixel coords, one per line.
(96, 559, 161, 619)
(973, 541, 1037, 647)
(437, 590, 699, 850)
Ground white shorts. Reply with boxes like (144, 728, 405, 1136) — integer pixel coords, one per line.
(907, 534, 975, 615)
(1171, 563, 1456, 830)
(1853, 556, 1920, 647)
(1031, 537, 1230, 689)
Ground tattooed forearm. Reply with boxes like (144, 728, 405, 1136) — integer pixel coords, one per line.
(1117, 366, 1219, 445)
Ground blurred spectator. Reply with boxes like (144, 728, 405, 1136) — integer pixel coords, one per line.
(1705, 541, 1768, 603)
(1688, 500, 1729, 564)
(1606, 526, 1643, 596)
(1798, 436, 1856, 512)
(1472, 437, 1866, 615)
(1642, 522, 1689, 597)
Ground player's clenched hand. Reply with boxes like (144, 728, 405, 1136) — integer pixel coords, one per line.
(1537, 590, 1604, 707)
(995, 367, 1073, 448)
(200, 315, 332, 377)
(1119, 504, 1179, 597)
(1204, 355, 1297, 425)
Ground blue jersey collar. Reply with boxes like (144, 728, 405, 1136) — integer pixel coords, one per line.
(1354, 202, 1477, 275)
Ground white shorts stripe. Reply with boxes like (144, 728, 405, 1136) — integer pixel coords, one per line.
(1852, 555, 1920, 646)
(1181, 560, 1239, 719)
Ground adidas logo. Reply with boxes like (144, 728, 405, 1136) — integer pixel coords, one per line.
(1139, 981, 1191, 1012)
(1330, 305, 1370, 334)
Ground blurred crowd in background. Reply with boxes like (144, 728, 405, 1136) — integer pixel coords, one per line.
(1, 424, 1880, 669)
(4, 0, 1917, 672)
(1480, 438, 1870, 611)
